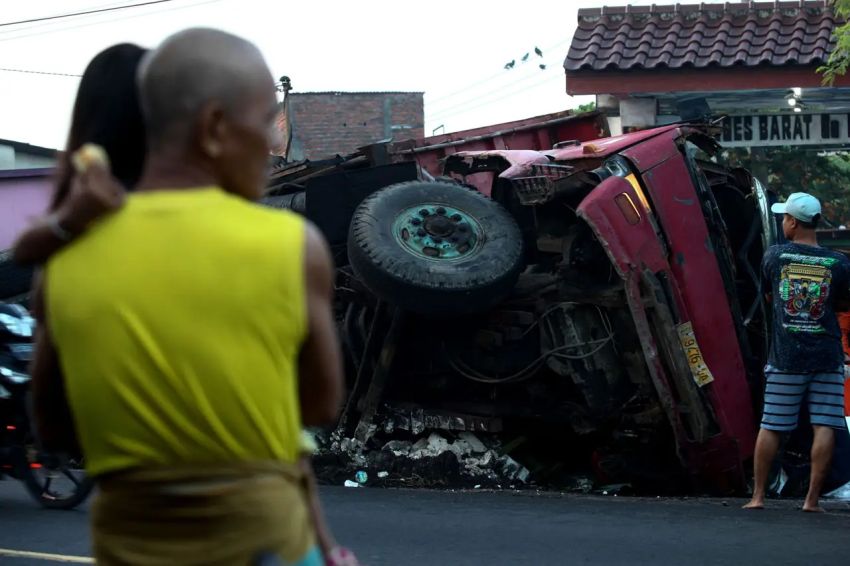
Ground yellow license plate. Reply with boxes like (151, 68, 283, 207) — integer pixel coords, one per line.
(676, 322, 715, 387)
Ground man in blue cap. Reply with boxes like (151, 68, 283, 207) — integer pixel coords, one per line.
(744, 192, 850, 512)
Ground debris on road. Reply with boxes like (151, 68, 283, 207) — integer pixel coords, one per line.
(313, 424, 533, 489)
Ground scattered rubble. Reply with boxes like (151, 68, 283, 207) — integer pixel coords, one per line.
(313, 423, 532, 489)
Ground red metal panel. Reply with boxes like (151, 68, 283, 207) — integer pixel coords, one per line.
(640, 154, 756, 458)
(577, 178, 668, 277)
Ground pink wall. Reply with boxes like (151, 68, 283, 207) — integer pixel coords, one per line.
(0, 169, 54, 250)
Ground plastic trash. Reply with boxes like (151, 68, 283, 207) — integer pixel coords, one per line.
(355, 471, 368, 484)
(343, 480, 360, 488)
(377, 471, 389, 479)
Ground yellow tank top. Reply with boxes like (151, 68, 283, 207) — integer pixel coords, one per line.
(46, 187, 307, 478)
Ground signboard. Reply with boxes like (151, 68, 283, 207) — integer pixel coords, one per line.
(720, 113, 850, 148)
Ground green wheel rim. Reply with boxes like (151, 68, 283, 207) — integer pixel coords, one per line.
(391, 204, 483, 261)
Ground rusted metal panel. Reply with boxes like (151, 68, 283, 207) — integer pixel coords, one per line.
(546, 125, 680, 163)
(390, 111, 605, 195)
(620, 129, 682, 172)
(639, 150, 756, 459)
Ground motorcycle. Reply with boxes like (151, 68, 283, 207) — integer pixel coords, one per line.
(0, 301, 93, 510)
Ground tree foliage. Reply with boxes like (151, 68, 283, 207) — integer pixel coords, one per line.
(819, 0, 850, 85)
(722, 147, 850, 226)
(575, 102, 596, 113)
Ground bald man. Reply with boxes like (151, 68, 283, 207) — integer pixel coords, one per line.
(31, 28, 342, 566)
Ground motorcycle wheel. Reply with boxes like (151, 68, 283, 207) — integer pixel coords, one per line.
(21, 451, 94, 510)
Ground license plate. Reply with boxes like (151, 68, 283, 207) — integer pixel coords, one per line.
(676, 322, 715, 387)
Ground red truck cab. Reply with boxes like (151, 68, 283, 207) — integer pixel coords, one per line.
(432, 123, 776, 490)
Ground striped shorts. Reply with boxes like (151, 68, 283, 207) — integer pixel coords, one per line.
(760, 364, 846, 432)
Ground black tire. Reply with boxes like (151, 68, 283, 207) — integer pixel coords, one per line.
(21, 454, 94, 510)
(260, 192, 306, 214)
(0, 249, 34, 301)
(348, 181, 523, 315)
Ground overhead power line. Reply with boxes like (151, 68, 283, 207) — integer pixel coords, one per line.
(0, 0, 176, 27)
(0, 0, 221, 44)
(428, 72, 564, 124)
(0, 66, 81, 77)
(428, 66, 562, 122)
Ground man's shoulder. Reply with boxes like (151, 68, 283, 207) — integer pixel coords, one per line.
(763, 244, 786, 263)
(813, 247, 850, 270)
(832, 250, 850, 273)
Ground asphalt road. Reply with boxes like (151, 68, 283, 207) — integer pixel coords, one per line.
(0, 481, 849, 565)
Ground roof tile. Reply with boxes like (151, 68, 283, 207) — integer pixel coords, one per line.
(565, 1, 841, 72)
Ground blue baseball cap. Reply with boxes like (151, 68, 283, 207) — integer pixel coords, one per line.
(770, 192, 822, 222)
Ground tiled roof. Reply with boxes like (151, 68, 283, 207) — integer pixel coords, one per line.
(564, 1, 840, 72)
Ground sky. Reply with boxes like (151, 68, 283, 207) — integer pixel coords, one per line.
(0, 0, 728, 149)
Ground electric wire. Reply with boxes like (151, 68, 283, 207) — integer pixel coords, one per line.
(0, 67, 81, 77)
(428, 71, 563, 123)
(0, 0, 178, 27)
(0, 0, 221, 44)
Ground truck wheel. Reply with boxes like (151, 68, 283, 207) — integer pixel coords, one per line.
(348, 181, 523, 315)
(260, 191, 305, 214)
(0, 249, 34, 300)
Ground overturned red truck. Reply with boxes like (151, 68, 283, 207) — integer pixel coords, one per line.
(265, 111, 795, 492)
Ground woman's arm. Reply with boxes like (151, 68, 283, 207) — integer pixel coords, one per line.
(12, 161, 125, 265)
(12, 216, 76, 266)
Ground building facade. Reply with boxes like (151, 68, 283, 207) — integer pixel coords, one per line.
(564, 1, 846, 134)
(273, 91, 424, 161)
(562, 1, 850, 225)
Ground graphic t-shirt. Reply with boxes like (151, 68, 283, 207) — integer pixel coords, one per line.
(762, 243, 850, 372)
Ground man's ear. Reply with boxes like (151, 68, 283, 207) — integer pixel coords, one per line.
(197, 102, 227, 159)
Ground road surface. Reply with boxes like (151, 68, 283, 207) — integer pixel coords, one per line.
(0, 481, 849, 565)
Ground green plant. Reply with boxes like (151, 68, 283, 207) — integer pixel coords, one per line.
(818, 1, 850, 85)
(722, 147, 850, 226)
